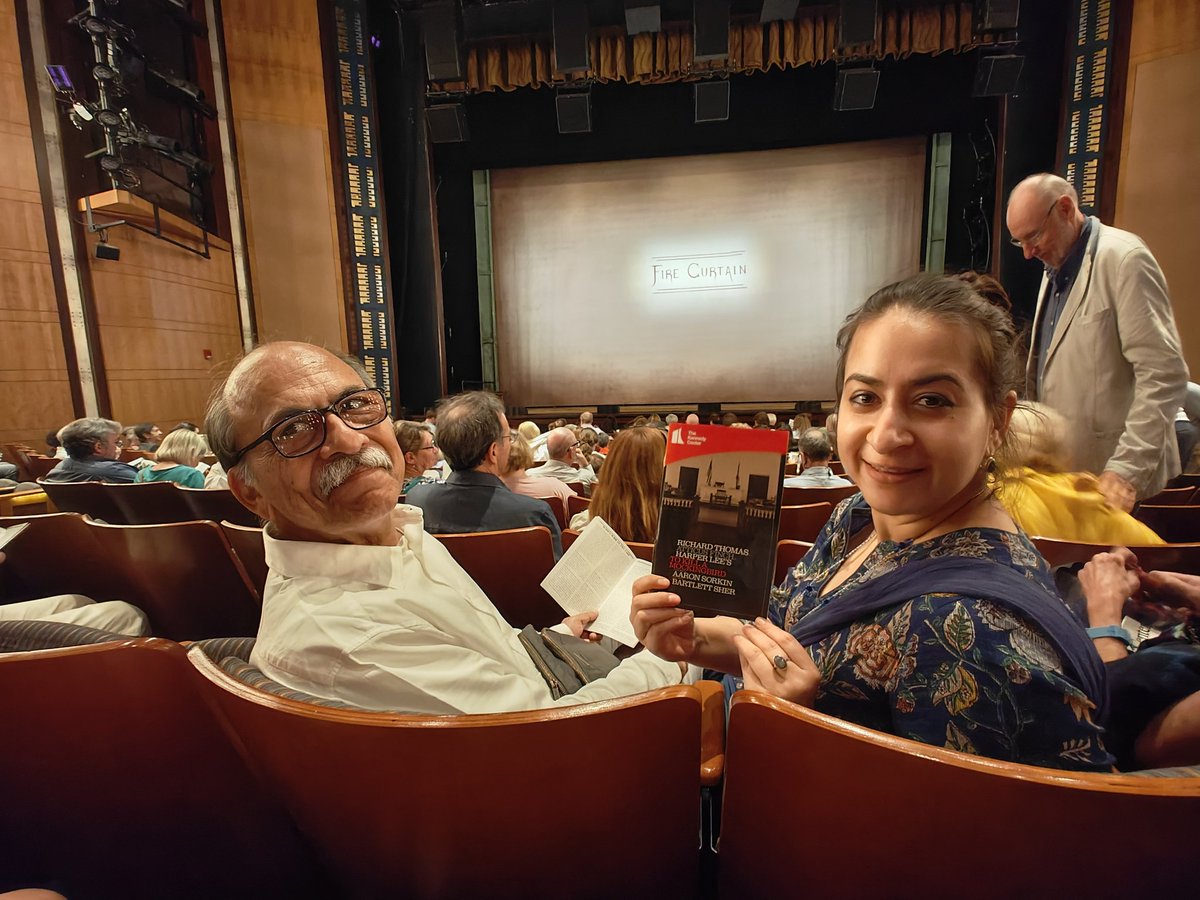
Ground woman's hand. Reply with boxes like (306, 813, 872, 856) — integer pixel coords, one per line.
(561, 611, 602, 642)
(1078, 548, 1141, 626)
(1140, 570, 1200, 619)
(732, 617, 821, 707)
(630, 574, 695, 661)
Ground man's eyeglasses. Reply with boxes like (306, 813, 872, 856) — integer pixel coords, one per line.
(1009, 197, 1061, 248)
(231, 388, 388, 465)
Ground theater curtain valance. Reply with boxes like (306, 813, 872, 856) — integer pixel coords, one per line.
(436, 2, 979, 94)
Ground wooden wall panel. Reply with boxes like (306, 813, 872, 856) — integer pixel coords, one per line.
(221, 0, 348, 351)
(1115, 0, 1200, 378)
(84, 228, 241, 431)
(0, 0, 75, 451)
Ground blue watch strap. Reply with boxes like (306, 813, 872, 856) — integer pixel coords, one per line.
(1086, 624, 1134, 649)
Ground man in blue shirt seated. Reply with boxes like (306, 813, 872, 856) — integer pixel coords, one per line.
(784, 427, 852, 488)
(42, 417, 137, 483)
(406, 392, 563, 558)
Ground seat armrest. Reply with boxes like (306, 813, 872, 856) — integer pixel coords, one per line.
(697, 679, 726, 787)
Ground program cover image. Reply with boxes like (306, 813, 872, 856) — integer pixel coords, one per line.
(652, 423, 788, 619)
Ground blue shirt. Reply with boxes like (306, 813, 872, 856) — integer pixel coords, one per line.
(1034, 218, 1093, 398)
(43, 456, 137, 484)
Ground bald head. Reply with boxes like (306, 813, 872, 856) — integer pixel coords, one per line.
(546, 427, 577, 461)
(1008, 173, 1078, 208)
(205, 342, 402, 545)
(1006, 172, 1086, 269)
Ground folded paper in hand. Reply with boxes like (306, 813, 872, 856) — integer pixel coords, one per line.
(540, 516, 648, 647)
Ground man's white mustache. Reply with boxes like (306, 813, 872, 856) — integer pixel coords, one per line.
(316, 446, 394, 500)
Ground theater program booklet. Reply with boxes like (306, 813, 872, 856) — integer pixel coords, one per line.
(540, 515, 646, 647)
(653, 423, 788, 619)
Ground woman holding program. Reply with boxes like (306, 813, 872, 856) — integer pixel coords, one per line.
(632, 274, 1112, 770)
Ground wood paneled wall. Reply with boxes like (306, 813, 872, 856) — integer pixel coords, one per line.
(0, 0, 75, 450)
(1115, 0, 1200, 377)
(221, 0, 348, 350)
(84, 228, 241, 431)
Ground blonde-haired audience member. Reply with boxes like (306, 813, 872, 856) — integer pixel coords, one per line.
(503, 431, 573, 521)
(517, 420, 541, 442)
(996, 402, 1163, 545)
(134, 428, 207, 488)
(569, 427, 665, 543)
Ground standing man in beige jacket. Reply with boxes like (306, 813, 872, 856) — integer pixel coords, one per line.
(1007, 173, 1188, 510)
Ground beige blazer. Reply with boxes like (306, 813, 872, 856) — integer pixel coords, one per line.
(1028, 218, 1188, 500)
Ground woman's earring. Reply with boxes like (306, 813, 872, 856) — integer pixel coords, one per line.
(982, 455, 998, 475)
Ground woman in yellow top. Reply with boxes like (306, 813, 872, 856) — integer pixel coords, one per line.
(996, 403, 1163, 545)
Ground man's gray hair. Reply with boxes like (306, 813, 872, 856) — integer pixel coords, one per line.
(59, 417, 121, 460)
(435, 391, 505, 471)
(205, 343, 376, 478)
(798, 427, 834, 463)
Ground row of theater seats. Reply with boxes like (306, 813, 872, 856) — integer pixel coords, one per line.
(10, 504, 1200, 643)
(36, 478, 260, 527)
(0, 624, 1196, 900)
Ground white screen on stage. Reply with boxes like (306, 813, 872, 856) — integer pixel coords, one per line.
(489, 137, 927, 407)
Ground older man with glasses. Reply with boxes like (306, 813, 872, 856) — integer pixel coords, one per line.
(1006, 172, 1188, 510)
(205, 343, 684, 713)
(42, 417, 138, 483)
(530, 426, 597, 487)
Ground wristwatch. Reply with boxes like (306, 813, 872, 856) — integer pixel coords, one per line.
(1086, 624, 1135, 650)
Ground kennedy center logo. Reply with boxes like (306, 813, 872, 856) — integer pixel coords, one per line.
(650, 251, 748, 293)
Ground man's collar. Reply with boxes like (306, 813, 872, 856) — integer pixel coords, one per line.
(263, 504, 424, 583)
(1045, 216, 1093, 281)
(447, 468, 506, 487)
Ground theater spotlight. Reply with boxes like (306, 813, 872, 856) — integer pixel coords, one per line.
(833, 66, 879, 111)
(95, 230, 120, 261)
(556, 88, 591, 134)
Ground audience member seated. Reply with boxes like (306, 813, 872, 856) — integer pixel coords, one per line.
(0, 452, 16, 482)
(173, 421, 201, 433)
(132, 422, 163, 451)
(502, 431, 573, 523)
(632, 274, 1111, 770)
(578, 410, 606, 438)
(753, 411, 771, 428)
(134, 428, 208, 488)
(996, 402, 1163, 545)
(203, 461, 228, 490)
(517, 420, 540, 443)
(43, 418, 137, 484)
(45, 430, 67, 459)
(405, 392, 564, 557)
(595, 431, 611, 455)
(530, 427, 597, 487)
(206, 341, 690, 713)
(685, 414, 700, 425)
(0, 551, 148, 634)
(569, 426, 666, 542)
(394, 420, 440, 493)
(1077, 548, 1200, 769)
(784, 427, 853, 488)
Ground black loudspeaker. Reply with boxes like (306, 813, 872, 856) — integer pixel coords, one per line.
(553, 0, 590, 72)
(973, 54, 1024, 96)
(833, 68, 879, 110)
(693, 0, 729, 61)
(426, 103, 468, 142)
(556, 91, 591, 133)
(95, 242, 120, 261)
(421, 2, 462, 82)
(977, 0, 1020, 31)
(694, 80, 729, 123)
(760, 0, 800, 22)
(838, 0, 878, 46)
(624, 1, 660, 35)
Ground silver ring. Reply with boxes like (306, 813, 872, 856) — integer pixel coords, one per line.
(773, 654, 788, 672)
